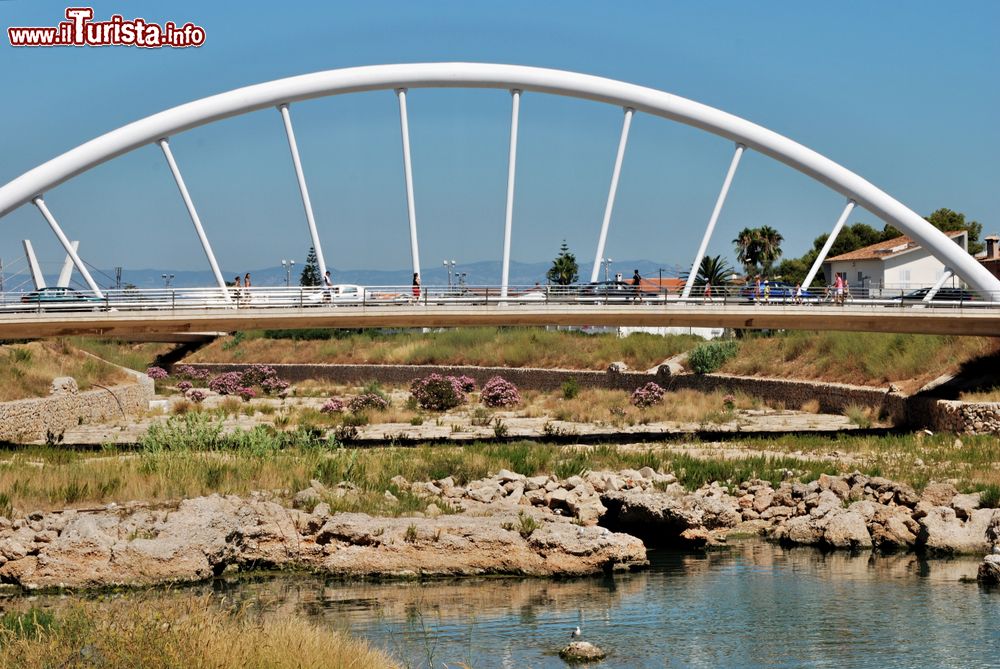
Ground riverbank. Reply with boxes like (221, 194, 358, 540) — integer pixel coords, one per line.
(1, 461, 997, 592)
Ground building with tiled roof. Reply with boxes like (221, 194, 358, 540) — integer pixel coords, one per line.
(824, 230, 968, 295)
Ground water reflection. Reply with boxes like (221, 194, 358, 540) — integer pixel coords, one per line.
(213, 542, 998, 669)
(5, 542, 996, 668)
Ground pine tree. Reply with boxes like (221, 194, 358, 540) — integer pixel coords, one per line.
(546, 240, 579, 286)
(299, 246, 321, 286)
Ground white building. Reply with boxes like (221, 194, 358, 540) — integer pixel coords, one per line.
(824, 230, 967, 297)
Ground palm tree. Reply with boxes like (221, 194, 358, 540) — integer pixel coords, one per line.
(733, 227, 760, 276)
(732, 226, 784, 276)
(694, 254, 734, 287)
(756, 226, 784, 275)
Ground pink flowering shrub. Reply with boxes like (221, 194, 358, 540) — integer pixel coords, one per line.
(146, 366, 168, 380)
(454, 375, 477, 393)
(238, 387, 256, 402)
(175, 365, 211, 382)
(239, 364, 277, 388)
(176, 380, 193, 392)
(723, 394, 736, 410)
(320, 398, 346, 414)
(208, 372, 242, 396)
(262, 377, 290, 395)
(630, 382, 665, 408)
(410, 373, 467, 411)
(480, 376, 521, 408)
(348, 392, 389, 413)
(186, 389, 207, 404)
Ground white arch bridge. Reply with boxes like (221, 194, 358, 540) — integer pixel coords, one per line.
(1, 63, 998, 339)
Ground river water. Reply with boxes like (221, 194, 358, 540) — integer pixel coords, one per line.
(212, 541, 998, 668)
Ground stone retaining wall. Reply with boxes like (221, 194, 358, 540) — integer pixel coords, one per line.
(663, 373, 909, 424)
(0, 374, 154, 443)
(182, 362, 910, 425)
(906, 396, 1000, 434)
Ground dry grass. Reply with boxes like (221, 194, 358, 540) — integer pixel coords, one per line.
(0, 595, 398, 669)
(68, 337, 171, 372)
(520, 387, 760, 426)
(189, 327, 702, 370)
(959, 387, 1000, 403)
(719, 331, 995, 392)
(0, 341, 131, 401)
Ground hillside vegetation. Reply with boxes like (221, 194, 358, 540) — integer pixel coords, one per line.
(183, 328, 996, 393)
(720, 331, 995, 393)
(0, 341, 131, 401)
(188, 328, 703, 371)
(68, 337, 170, 372)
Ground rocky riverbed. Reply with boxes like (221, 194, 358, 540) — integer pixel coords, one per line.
(1, 468, 999, 591)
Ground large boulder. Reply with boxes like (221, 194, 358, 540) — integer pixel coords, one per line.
(978, 554, 1000, 585)
(822, 510, 873, 550)
(951, 493, 981, 520)
(600, 488, 740, 546)
(560, 641, 607, 663)
(318, 511, 646, 577)
(918, 507, 1000, 554)
(779, 515, 824, 546)
(868, 505, 918, 551)
(920, 483, 958, 507)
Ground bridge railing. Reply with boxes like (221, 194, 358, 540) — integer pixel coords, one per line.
(1, 283, 1000, 313)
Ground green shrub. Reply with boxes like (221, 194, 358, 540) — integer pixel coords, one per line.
(687, 340, 739, 374)
(221, 332, 246, 351)
(980, 484, 1000, 509)
(562, 377, 580, 400)
(1, 608, 56, 639)
(516, 510, 539, 539)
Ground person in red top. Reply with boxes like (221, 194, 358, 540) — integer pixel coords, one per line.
(412, 272, 421, 299)
(834, 274, 845, 305)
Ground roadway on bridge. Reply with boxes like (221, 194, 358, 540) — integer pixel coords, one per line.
(1, 301, 998, 339)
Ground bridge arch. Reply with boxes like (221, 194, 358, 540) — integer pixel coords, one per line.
(1, 62, 996, 296)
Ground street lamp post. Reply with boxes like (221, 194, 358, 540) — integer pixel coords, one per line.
(281, 259, 295, 287)
(602, 258, 613, 282)
(161, 273, 174, 288)
(443, 260, 456, 288)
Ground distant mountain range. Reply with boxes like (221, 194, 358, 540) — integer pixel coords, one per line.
(32, 259, 685, 290)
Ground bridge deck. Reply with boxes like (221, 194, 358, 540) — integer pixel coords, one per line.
(1, 303, 998, 339)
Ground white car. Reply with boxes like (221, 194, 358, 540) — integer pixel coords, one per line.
(306, 284, 364, 305)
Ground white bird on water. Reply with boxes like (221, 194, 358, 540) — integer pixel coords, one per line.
(571, 626, 581, 639)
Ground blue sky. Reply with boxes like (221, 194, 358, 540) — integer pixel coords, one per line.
(1, 1, 998, 279)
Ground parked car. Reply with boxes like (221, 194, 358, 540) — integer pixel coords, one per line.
(306, 284, 365, 305)
(574, 280, 665, 302)
(20, 287, 104, 309)
(892, 287, 977, 303)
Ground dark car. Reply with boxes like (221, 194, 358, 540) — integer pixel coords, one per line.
(20, 287, 104, 309)
(893, 287, 977, 302)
